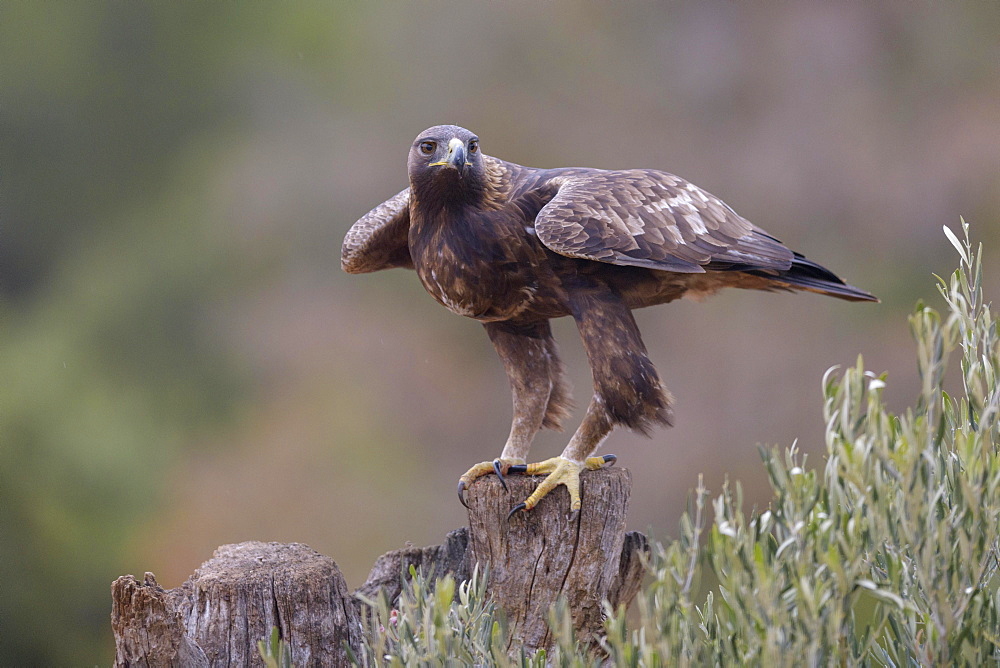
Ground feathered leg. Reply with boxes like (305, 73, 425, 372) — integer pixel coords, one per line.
(457, 320, 572, 506)
(510, 284, 673, 515)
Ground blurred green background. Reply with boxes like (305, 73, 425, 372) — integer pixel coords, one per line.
(2, 2, 999, 663)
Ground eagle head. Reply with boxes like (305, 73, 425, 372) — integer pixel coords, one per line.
(408, 125, 486, 205)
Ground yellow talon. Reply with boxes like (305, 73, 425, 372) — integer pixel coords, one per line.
(457, 458, 525, 508)
(510, 457, 580, 512)
(459, 461, 497, 485)
(510, 454, 618, 514)
(585, 454, 616, 470)
(522, 457, 584, 511)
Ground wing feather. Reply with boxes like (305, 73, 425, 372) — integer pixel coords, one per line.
(532, 170, 793, 274)
(341, 188, 412, 274)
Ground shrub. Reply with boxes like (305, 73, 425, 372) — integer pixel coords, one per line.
(348, 221, 1000, 665)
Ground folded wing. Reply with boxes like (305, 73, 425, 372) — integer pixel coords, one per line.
(342, 188, 412, 274)
(532, 170, 794, 274)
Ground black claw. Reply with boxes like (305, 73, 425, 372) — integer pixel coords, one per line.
(507, 464, 528, 474)
(603, 454, 618, 467)
(507, 503, 527, 521)
(492, 459, 508, 491)
(457, 481, 469, 509)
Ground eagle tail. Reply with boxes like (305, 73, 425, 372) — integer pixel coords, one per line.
(748, 253, 879, 303)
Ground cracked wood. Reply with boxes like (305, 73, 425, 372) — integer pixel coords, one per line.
(111, 542, 361, 667)
(465, 466, 647, 650)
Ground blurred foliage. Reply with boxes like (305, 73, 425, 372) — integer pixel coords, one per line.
(1, 2, 999, 663)
(356, 567, 519, 667)
(258, 626, 294, 668)
(0, 4, 254, 663)
(358, 224, 1000, 663)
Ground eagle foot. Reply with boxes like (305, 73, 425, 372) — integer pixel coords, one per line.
(506, 454, 617, 518)
(457, 458, 525, 509)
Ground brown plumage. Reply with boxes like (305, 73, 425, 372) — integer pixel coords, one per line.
(343, 124, 876, 514)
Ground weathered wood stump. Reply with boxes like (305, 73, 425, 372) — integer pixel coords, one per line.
(111, 542, 361, 667)
(112, 468, 646, 664)
(354, 527, 470, 609)
(466, 466, 646, 650)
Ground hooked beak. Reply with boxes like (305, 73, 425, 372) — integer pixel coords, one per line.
(430, 137, 469, 178)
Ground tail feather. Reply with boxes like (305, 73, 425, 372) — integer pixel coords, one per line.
(746, 253, 879, 303)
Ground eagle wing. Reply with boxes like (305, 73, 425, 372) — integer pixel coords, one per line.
(531, 169, 794, 274)
(341, 188, 413, 274)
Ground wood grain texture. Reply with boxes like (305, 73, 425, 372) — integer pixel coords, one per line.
(112, 542, 361, 667)
(112, 475, 647, 662)
(111, 572, 209, 668)
(466, 466, 646, 650)
(354, 527, 470, 608)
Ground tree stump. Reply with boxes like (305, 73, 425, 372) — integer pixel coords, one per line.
(465, 466, 647, 650)
(111, 542, 361, 667)
(353, 527, 470, 611)
(112, 469, 647, 663)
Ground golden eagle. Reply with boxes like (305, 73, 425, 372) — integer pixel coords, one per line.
(342, 125, 876, 516)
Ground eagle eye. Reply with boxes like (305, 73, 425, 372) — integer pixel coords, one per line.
(468, 139, 479, 153)
(418, 141, 436, 155)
